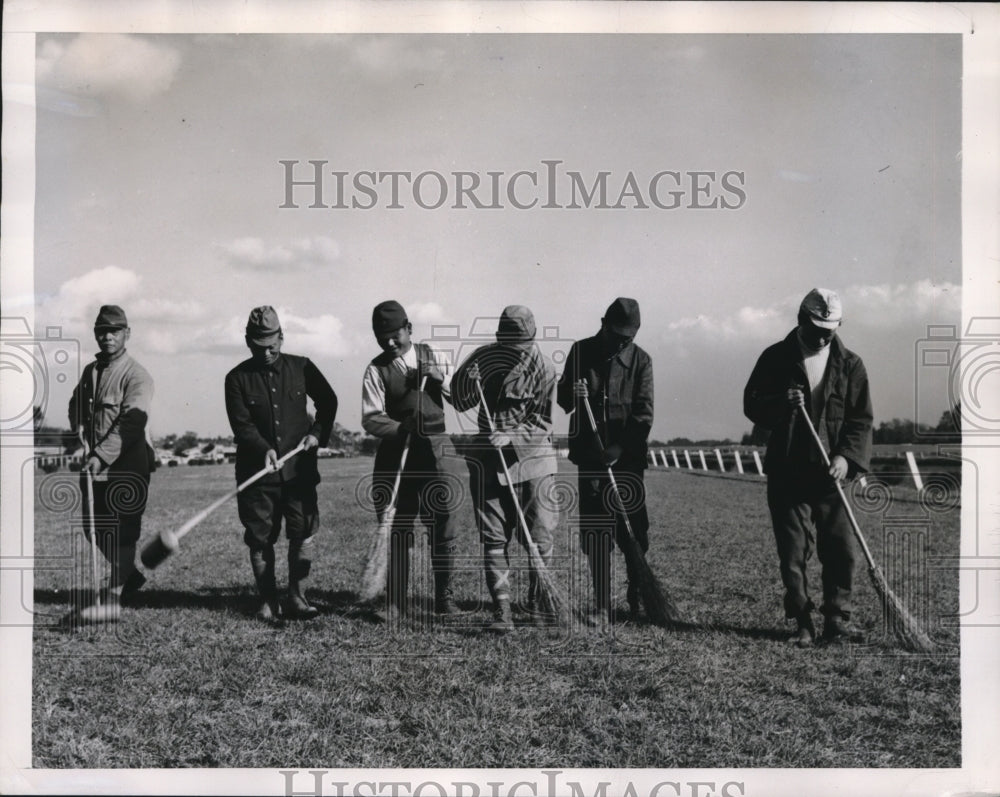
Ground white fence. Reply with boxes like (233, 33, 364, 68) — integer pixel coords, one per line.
(647, 446, 944, 491)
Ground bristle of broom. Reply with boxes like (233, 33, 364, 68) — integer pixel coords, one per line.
(359, 521, 390, 602)
(623, 538, 682, 627)
(78, 602, 122, 624)
(526, 544, 575, 627)
(870, 565, 935, 653)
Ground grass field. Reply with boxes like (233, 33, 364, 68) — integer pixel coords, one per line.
(32, 456, 960, 769)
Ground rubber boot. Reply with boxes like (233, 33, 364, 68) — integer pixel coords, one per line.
(791, 612, 815, 648)
(587, 546, 612, 629)
(386, 532, 410, 625)
(432, 542, 459, 615)
(621, 536, 644, 622)
(287, 537, 318, 620)
(484, 544, 513, 632)
(488, 598, 514, 633)
(109, 542, 143, 610)
(250, 545, 281, 622)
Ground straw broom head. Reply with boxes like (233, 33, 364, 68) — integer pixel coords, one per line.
(620, 535, 682, 627)
(523, 537, 574, 627)
(359, 516, 391, 602)
(869, 564, 936, 653)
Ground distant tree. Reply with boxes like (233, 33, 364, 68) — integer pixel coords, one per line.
(173, 431, 200, 456)
(934, 401, 961, 442)
(328, 422, 361, 450)
(741, 424, 770, 446)
(872, 417, 934, 445)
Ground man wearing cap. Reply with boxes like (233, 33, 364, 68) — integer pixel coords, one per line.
(557, 297, 654, 626)
(225, 306, 338, 622)
(68, 305, 156, 621)
(743, 288, 873, 647)
(362, 300, 460, 621)
(450, 305, 559, 632)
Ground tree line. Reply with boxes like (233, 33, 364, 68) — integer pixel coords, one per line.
(740, 402, 961, 446)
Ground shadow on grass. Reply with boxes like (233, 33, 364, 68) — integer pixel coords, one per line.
(34, 585, 490, 622)
(34, 587, 795, 643)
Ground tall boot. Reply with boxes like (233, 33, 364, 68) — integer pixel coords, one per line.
(250, 545, 280, 621)
(386, 532, 410, 623)
(287, 537, 318, 620)
(484, 543, 514, 632)
(587, 546, 612, 628)
(432, 540, 458, 615)
(111, 542, 146, 607)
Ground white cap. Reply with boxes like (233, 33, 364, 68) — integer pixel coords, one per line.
(799, 288, 842, 329)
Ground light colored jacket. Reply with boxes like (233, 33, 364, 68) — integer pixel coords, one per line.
(451, 341, 558, 485)
(68, 351, 155, 475)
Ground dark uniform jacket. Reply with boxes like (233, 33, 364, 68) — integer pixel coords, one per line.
(224, 353, 337, 484)
(743, 330, 872, 476)
(556, 334, 654, 470)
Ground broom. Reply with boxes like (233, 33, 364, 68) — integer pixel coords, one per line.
(580, 393, 681, 627)
(77, 468, 123, 624)
(474, 377, 572, 627)
(358, 376, 427, 601)
(140, 442, 306, 570)
(798, 408, 935, 652)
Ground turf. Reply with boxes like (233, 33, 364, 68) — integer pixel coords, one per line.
(31, 458, 960, 768)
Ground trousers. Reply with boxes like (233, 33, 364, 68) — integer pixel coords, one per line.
(766, 465, 856, 620)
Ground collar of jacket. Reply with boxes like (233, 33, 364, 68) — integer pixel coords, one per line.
(610, 340, 637, 368)
(782, 328, 845, 366)
(250, 353, 284, 372)
(95, 348, 128, 368)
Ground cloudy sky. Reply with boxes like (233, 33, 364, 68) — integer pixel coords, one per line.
(27, 33, 962, 441)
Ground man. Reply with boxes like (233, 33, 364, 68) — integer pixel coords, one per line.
(450, 305, 559, 633)
(361, 300, 460, 621)
(224, 306, 338, 622)
(557, 297, 654, 626)
(743, 288, 873, 647)
(68, 305, 156, 621)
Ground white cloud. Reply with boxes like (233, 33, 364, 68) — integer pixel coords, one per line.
(664, 279, 961, 349)
(37, 34, 181, 104)
(842, 280, 960, 327)
(278, 309, 354, 358)
(407, 302, 447, 325)
(216, 236, 341, 272)
(35, 272, 356, 359)
(35, 265, 141, 331)
(34, 266, 212, 354)
(171, 307, 357, 361)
